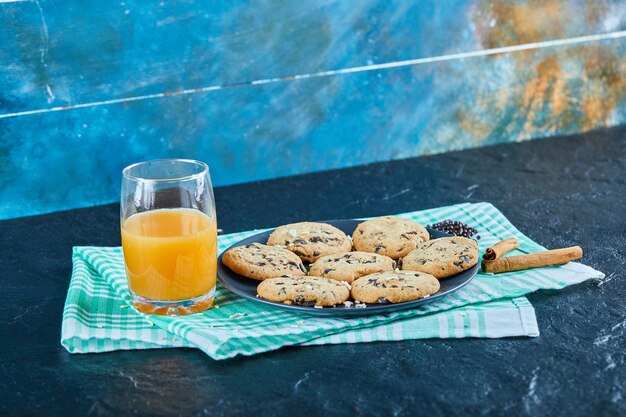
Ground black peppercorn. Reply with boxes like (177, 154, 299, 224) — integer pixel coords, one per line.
(427, 219, 479, 239)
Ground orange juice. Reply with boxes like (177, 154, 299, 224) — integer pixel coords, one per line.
(121, 208, 217, 301)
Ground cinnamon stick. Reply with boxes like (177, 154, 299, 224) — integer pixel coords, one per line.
(483, 238, 519, 261)
(482, 246, 583, 274)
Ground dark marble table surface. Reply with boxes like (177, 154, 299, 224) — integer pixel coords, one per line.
(1, 126, 625, 416)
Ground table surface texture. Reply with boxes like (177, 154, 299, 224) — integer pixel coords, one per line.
(1, 126, 625, 416)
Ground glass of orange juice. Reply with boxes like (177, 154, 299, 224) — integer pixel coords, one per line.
(120, 159, 217, 316)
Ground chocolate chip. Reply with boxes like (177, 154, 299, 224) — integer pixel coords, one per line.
(376, 297, 390, 304)
(293, 296, 316, 306)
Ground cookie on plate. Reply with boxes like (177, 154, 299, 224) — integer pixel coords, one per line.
(257, 275, 350, 306)
(402, 237, 478, 278)
(351, 271, 440, 304)
(308, 251, 396, 283)
(352, 216, 429, 259)
(267, 222, 352, 263)
(222, 243, 307, 281)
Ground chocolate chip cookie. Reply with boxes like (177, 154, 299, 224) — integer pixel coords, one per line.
(402, 237, 479, 278)
(222, 243, 307, 281)
(351, 271, 440, 303)
(352, 216, 429, 259)
(308, 251, 396, 283)
(267, 222, 352, 262)
(257, 275, 350, 306)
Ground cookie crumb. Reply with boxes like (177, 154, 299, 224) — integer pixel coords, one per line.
(120, 304, 129, 309)
(355, 303, 367, 308)
(230, 313, 243, 319)
(343, 301, 354, 308)
(314, 305, 323, 309)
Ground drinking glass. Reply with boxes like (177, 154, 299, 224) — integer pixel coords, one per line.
(120, 159, 217, 316)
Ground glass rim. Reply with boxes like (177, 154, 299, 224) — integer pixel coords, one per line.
(122, 158, 209, 183)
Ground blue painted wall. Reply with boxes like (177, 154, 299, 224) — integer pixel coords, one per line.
(1, 0, 625, 219)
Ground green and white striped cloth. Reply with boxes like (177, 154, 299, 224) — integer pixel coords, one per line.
(61, 202, 603, 360)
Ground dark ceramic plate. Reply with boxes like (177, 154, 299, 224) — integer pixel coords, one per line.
(217, 219, 479, 316)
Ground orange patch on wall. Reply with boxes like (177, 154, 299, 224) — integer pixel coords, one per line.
(464, 1, 626, 141)
(475, 0, 565, 49)
(579, 46, 625, 130)
(519, 56, 568, 134)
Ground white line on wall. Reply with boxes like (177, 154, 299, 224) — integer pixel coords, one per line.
(34, 0, 49, 66)
(1, 30, 626, 119)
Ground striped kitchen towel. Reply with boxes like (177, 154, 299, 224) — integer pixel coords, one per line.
(61, 202, 602, 359)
